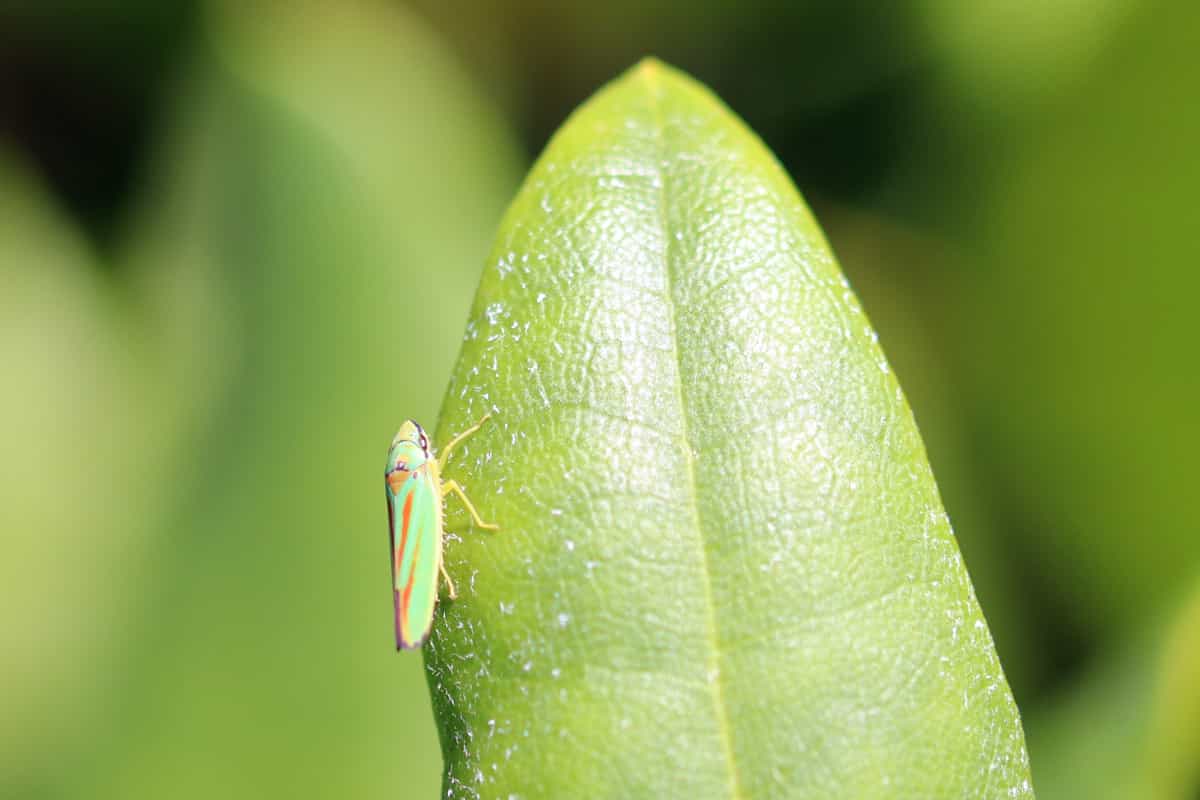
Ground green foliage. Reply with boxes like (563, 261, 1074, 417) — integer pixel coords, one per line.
(426, 60, 1032, 798)
(0, 2, 520, 797)
(0, 151, 146, 785)
(959, 0, 1200, 635)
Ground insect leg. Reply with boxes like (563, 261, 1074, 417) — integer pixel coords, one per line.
(442, 479, 499, 531)
(436, 413, 492, 471)
(439, 558, 458, 600)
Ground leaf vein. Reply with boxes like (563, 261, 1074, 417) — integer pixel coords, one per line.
(641, 64, 747, 800)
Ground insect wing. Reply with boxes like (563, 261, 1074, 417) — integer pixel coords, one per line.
(389, 465, 441, 648)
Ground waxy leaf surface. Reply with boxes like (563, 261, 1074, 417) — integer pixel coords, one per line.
(428, 60, 1032, 799)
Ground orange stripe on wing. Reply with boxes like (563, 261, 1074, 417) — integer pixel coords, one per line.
(395, 487, 415, 575)
(400, 534, 421, 644)
(403, 534, 419, 609)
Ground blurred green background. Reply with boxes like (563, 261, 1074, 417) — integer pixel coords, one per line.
(1, 0, 1197, 797)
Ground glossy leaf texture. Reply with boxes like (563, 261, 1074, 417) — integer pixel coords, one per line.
(427, 60, 1033, 798)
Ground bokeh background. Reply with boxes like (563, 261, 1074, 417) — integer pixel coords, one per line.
(2, 0, 1197, 797)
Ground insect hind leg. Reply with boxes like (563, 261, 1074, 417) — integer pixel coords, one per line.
(436, 414, 492, 471)
(439, 558, 458, 600)
(442, 479, 499, 531)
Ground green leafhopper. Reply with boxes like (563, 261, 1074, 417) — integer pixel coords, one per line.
(385, 414, 498, 649)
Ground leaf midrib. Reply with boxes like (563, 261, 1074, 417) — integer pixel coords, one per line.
(641, 62, 746, 800)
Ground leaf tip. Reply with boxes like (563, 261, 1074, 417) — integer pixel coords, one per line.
(631, 55, 665, 74)
(625, 55, 685, 88)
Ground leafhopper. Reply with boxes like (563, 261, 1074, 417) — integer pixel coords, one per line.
(385, 415, 498, 649)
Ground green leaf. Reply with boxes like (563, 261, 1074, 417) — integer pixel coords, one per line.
(824, 208, 1037, 696)
(428, 59, 1032, 798)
